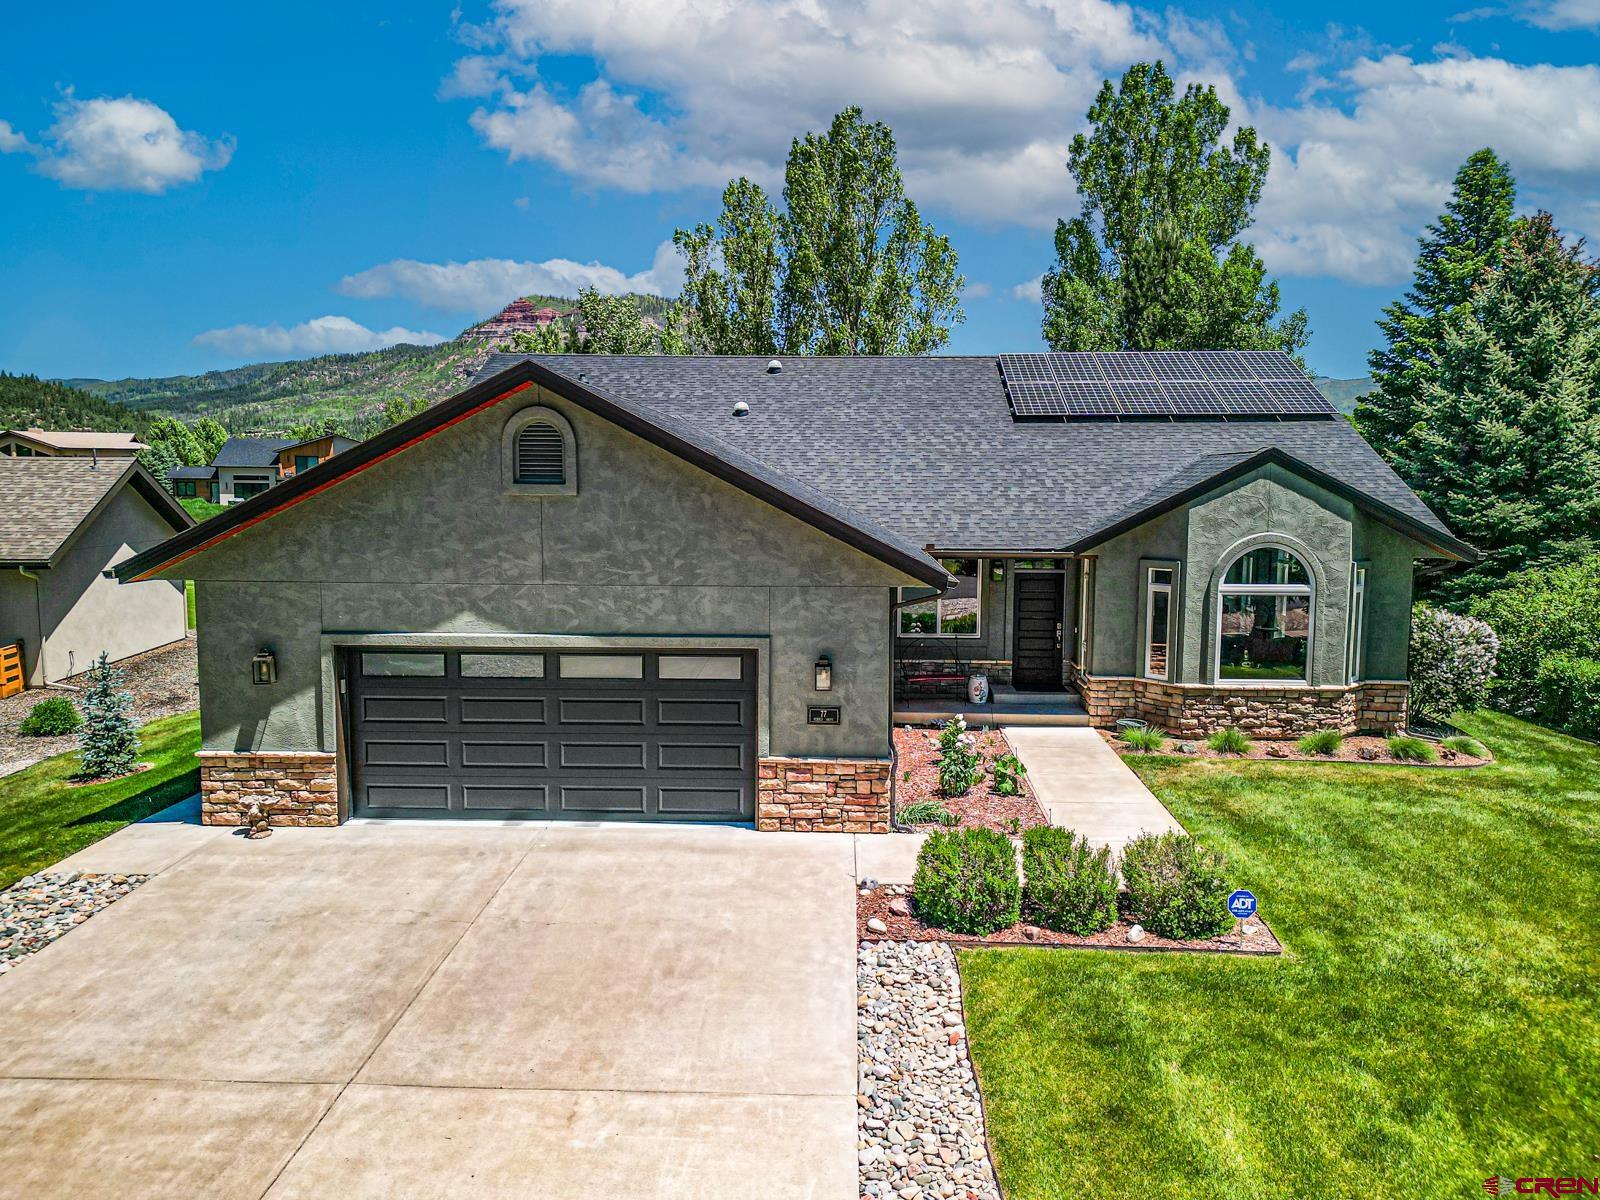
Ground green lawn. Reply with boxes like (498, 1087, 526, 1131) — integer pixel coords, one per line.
(178, 497, 228, 523)
(959, 712, 1600, 1198)
(0, 712, 200, 890)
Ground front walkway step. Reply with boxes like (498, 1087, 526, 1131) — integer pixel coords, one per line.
(1003, 726, 1184, 852)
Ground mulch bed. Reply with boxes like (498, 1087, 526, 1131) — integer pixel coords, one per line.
(859, 885, 1282, 956)
(892, 725, 1049, 834)
(1101, 728, 1492, 768)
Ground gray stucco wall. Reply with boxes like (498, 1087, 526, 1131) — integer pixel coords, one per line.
(0, 570, 43, 684)
(175, 384, 912, 760)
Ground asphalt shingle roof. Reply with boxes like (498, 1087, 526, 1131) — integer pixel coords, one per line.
(168, 465, 217, 480)
(472, 354, 1458, 552)
(213, 437, 296, 467)
(0, 457, 134, 563)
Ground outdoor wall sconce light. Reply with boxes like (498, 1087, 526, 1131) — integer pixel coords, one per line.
(813, 655, 833, 692)
(250, 648, 277, 685)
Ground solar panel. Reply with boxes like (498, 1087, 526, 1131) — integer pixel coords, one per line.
(996, 353, 1336, 419)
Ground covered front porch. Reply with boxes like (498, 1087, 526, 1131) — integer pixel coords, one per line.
(891, 683, 1092, 728)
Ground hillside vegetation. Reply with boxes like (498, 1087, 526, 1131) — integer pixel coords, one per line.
(1312, 376, 1374, 415)
(0, 373, 152, 435)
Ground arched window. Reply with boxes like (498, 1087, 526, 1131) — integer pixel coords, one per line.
(1217, 546, 1312, 684)
(501, 407, 577, 496)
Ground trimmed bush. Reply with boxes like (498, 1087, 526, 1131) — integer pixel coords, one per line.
(898, 799, 957, 827)
(1021, 827, 1117, 935)
(912, 827, 1021, 935)
(1469, 557, 1600, 716)
(17, 696, 81, 737)
(1120, 727, 1167, 753)
(1441, 735, 1488, 758)
(1535, 653, 1600, 740)
(1207, 727, 1252, 755)
(1386, 735, 1438, 763)
(1296, 730, 1344, 757)
(1409, 603, 1499, 725)
(1120, 831, 1234, 940)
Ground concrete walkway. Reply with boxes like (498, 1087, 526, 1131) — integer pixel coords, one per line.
(0, 808, 859, 1199)
(1004, 726, 1184, 852)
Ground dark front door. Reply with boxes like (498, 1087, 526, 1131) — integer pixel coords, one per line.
(346, 648, 757, 822)
(1012, 573, 1065, 690)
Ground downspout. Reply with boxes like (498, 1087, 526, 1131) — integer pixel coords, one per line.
(17, 565, 45, 684)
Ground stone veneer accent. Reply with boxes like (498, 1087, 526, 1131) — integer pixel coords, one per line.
(758, 756, 892, 833)
(196, 751, 339, 828)
(1074, 674, 1408, 737)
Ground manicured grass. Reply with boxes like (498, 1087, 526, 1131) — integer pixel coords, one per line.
(185, 578, 196, 629)
(958, 712, 1600, 1198)
(179, 497, 229, 523)
(0, 712, 200, 890)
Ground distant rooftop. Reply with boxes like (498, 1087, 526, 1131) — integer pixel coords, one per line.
(3, 428, 146, 452)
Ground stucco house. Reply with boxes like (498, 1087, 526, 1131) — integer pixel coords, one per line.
(115, 352, 1471, 833)
(1, 457, 192, 686)
(203, 433, 359, 503)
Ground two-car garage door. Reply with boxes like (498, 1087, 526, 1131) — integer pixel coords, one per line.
(346, 648, 756, 822)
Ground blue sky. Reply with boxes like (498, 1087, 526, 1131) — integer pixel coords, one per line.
(3, 0, 1598, 383)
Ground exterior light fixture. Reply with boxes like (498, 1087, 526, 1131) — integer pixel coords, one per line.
(814, 655, 833, 692)
(250, 648, 277, 685)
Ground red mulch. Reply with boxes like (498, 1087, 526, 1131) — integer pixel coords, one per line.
(1100, 729, 1492, 768)
(892, 726, 1049, 833)
(858, 886, 1282, 956)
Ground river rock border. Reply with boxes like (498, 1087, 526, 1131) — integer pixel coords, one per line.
(858, 938, 1002, 1200)
(0, 871, 148, 977)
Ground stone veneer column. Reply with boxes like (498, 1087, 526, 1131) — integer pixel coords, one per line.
(196, 751, 339, 828)
(757, 756, 891, 833)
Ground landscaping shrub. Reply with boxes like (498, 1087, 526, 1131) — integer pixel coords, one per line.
(1409, 603, 1500, 725)
(912, 827, 1021, 935)
(17, 696, 81, 737)
(1468, 556, 1600, 715)
(1207, 727, 1252, 755)
(1119, 831, 1233, 940)
(1386, 735, 1438, 763)
(1442, 735, 1488, 757)
(1021, 826, 1117, 934)
(1534, 653, 1600, 740)
(937, 718, 981, 797)
(76, 653, 137, 779)
(1297, 730, 1344, 757)
(1119, 727, 1167, 753)
(992, 752, 1027, 795)
(898, 799, 957, 827)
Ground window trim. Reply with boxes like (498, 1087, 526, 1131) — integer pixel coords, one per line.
(896, 558, 984, 639)
(1346, 563, 1367, 684)
(1214, 544, 1315, 688)
(1075, 557, 1094, 668)
(1143, 565, 1174, 681)
(501, 405, 578, 497)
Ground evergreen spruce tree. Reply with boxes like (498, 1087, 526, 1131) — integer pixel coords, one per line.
(1359, 149, 1517, 451)
(1407, 213, 1600, 602)
(76, 652, 138, 779)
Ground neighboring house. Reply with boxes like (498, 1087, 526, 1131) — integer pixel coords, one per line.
(169, 466, 218, 502)
(0, 428, 146, 458)
(207, 434, 357, 503)
(116, 352, 1472, 832)
(1, 457, 192, 686)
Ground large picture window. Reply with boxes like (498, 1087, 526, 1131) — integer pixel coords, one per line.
(898, 558, 982, 637)
(1217, 547, 1312, 684)
(1144, 567, 1173, 680)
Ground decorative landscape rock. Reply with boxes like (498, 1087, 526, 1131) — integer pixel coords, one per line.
(857, 940, 1001, 1200)
(0, 872, 148, 976)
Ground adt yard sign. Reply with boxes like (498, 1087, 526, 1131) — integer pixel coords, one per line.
(1227, 890, 1258, 920)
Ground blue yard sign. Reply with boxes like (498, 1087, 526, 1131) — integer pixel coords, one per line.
(1227, 889, 1258, 920)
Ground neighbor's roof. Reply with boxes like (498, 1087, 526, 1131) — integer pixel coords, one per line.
(3, 428, 147, 452)
(467, 354, 1469, 558)
(212, 436, 297, 467)
(0, 457, 194, 566)
(168, 465, 218, 481)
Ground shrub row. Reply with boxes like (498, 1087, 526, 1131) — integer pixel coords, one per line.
(910, 826, 1236, 940)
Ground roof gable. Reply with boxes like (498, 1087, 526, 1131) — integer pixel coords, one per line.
(0, 458, 193, 566)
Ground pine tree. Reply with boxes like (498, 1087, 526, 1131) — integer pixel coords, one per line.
(1360, 149, 1517, 450)
(1407, 213, 1600, 602)
(76, 652, 138, 779)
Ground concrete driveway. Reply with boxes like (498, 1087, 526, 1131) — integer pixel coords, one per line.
(0, 817, 860, 1199)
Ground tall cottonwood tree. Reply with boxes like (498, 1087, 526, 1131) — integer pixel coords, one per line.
(1041, 61, 1306, 356)
(674, 107, 964, 355)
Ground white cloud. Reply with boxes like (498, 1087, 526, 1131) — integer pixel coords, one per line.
(1012, 274, 1045, 303)
(965, 281, 993, 299)
(20, 96, 233, 193)
(193, 316, 445, 358)
(337, 239, 685, 313)
(1453, 0, 1600, 30)
(0, 120, 32, 154)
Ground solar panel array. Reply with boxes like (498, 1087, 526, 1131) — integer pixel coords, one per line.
(998, 352, 1337, 419)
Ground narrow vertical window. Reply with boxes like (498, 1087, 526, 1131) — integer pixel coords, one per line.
(1347, 565, 1367, 684)
(1075, 558, 1094, 667)
(1145, 567, 1173, 681)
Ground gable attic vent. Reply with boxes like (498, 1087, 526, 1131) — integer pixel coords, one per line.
(515, 422, 566, 485)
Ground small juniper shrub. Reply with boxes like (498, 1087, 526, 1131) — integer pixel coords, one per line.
(937, 718, 981, 797)
(912, 827, 1022, 936)
(899, 799, 957, 827)
(1021, 826, 1118, 935)
(1120, 726, 1167, 753)
(76, 652, 138, 780)
(1207, 726, 1253, 755)
(992, 752, 1027, 795)
(1386, 735, 1438, 763)
(1120, 831, 1234, 940)
(1296, 729, 1344, 757)
(18, 696, 81, 737)
(1441, 735, 1488, 758)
